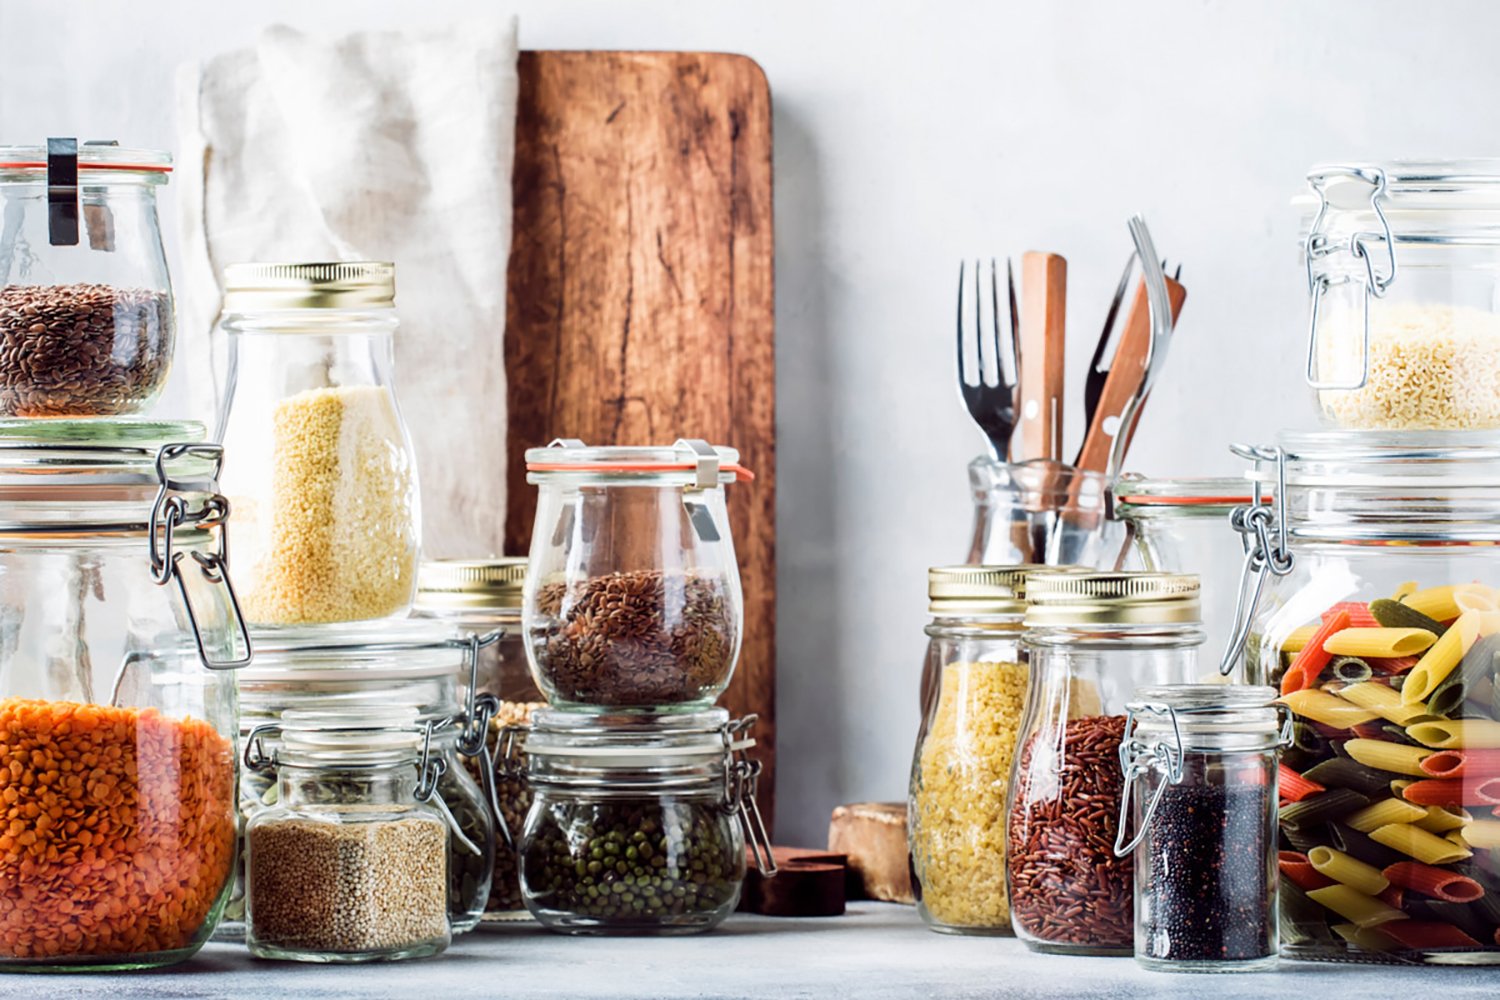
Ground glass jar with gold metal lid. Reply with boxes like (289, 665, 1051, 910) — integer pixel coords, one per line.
(909, 565, 1042, 935)
(415, 557, 544, 920)
(215, 262, 420, 627)
(1007, 572, 1203, 955)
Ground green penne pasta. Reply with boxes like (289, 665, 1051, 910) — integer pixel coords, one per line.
(1330, 822, 1406, 869)
(1305, 756, 1402, 798)
(1427, 633, 1500, 719)
(1370, 598, 1447, 636)
(1416, 900, 1492, 943)
(1293, 721, 1330, 755)
(1282, 824, 1326, 854)
(1280, 788, 1371, 831)
(1279, 881, 1335, 944)
(1332, 656, 1374, 684)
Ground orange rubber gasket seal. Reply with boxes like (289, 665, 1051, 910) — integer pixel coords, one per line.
(1115, 494, 1255, 506)
(0, 161, 172, 173)
(528, 461, 755, 482)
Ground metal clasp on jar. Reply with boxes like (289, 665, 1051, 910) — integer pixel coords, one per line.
(1303, 165, 1398, 391)
(723, 715, 777, 877)
(1217, 444, 1295, 676)
(242, 717, 448, 805)
(149, 442, 253, 671)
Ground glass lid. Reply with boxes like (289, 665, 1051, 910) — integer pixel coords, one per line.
(525, 438, 752, 484)
(1294, 159, 1500, 244)
(0, 144, 172, 184)
(1113, 475, 1256, 510)
(1261, 430, 1500, 488)
(525, 707, 743, 763)
(242, 618, 465, 679)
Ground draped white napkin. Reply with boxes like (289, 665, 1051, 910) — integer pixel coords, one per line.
(175, 16, 518, 558)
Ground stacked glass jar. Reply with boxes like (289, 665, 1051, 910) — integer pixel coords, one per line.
(214, 262, 497, 960)
(0, 140, 253, 972)
(1217, 161, 1500, 964)
(505, 439, 775, 934)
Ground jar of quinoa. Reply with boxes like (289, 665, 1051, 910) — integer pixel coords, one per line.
(215, 261, 420, 627)
(0, 419, 251, 970)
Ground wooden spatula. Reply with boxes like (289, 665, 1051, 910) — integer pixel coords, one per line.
(1018, 251, 1067, 462)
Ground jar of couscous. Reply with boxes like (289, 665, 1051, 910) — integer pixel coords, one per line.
(215, 261, 420, 626)
(908, 565, 1037, 935)
(0, 419, 251, 971)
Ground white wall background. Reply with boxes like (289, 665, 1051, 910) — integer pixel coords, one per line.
(2, 0, 1494, 844)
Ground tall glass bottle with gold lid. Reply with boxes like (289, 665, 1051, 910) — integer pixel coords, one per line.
(215, 262, 420, 627)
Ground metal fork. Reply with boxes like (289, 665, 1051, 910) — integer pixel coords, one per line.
(956, 259, 1020, 461)
(1081, 258, 1179, 437)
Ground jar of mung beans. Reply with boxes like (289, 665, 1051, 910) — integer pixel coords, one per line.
(243, 708, 452, 963)
(415, 557, 543, 920)
(514, 709, 775, 934)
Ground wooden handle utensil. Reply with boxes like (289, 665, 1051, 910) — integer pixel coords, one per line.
(1018, 251, 1067, 462)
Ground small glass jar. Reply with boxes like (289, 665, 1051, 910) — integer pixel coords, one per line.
(1115, 685, 1284, 973)
(216, 261, 420, 627)
(966, 458, 1122, 567)
(909, 565, 1037, 935)
(1298, 160, 1500, 430)
(233, 621, 494, 936)
(523, 440, 750, 710)
(0, 141, 174, 416)
(1007, 572, 1203, 955)
(1113, 476, 1259, 680)
(244, 710, 451, 962)
(415, 557, 544, 921)
(515, 709, 774, 935)
(1222, 432, 1500, 964)
(0, 419, 250, 971)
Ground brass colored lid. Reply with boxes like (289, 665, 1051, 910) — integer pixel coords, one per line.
(415, 558, 527, 611)
(928, 564, 1049, 616)
(1023, 572, 1201, 627)
(222, 261, 395, 312)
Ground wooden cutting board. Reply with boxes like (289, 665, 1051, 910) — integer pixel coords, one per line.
(504, 51, 778, 828)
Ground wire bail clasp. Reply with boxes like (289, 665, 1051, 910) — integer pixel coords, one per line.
(723, 715, 777, 877)
(1113, 702, 1185, 858)
(1218, 444, 1295, 676)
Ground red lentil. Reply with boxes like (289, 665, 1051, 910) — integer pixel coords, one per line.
(0, 698, 235, 960)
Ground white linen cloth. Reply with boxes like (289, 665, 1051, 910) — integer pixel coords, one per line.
(175, 17, 518, 558)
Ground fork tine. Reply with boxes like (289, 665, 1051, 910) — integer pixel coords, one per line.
(1006, 259, 1020, 384)
(988, 259, 1003, 387)
(956, 260, 969, 386)
(1174, 263, 1183, 281)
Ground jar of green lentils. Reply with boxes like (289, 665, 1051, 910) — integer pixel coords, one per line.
(514, 709, 775, 934)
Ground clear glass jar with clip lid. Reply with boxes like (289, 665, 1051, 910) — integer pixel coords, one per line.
(1114, 685, 1287, 973)
(1007, 572, 1203, 955)
(215, 261, 420, 627)
(909, 564, 1043, 935)
(0, 140, 175, 416)
(242, 707, 452, 962)
(415, 557, 544, 920)
(1297, 160, 1500, 430)
(0, 418, 251, 971)
(234, 620, 498, 936)
(1221, 432, 1500, 964)
(523, 439, 751, 710)
(510, 708, 776, 934)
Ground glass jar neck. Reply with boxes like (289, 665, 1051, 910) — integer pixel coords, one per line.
(527, 755, 728, 797)
(1025, 622, 1205, 649)
(278, 762, 421, 808)
(925, 612, 1023, 636)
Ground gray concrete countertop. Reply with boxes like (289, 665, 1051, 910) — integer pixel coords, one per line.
(3, 902, 1497, 1000)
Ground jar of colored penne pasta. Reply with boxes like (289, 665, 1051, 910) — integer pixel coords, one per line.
(1223, 432, 1500, 963)
(1008, 572, 1204, 956)
(1115, 685, 1285, 973)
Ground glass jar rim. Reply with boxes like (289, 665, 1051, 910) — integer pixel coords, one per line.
(1113, 475, 1256, 510)
(0, 144, 171, 182)
(1294, 159, 1500, 246)
(525, 440, 751, 485)
(240, 620, 467, 695)
(524, 707, 744, 767)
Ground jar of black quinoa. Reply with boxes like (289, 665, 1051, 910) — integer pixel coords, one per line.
(514, 708, 775, 934)
(1114, 685, 1286, 973)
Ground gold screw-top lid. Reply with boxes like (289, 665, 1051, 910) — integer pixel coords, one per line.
(222, 261, 395, 312)
(1023, 571, 1201, 627)
(928, 564, 1060, 616)
(415, 558, 527, 611)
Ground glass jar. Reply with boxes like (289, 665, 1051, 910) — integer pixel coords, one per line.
(909, 565, 1036, 934)
(1223, 431, 1500, 964)
(215, 261, 420, 626)
(243, 709, 452, 962)
(523, 439, 750, 710)
(0, 419, 250, 971)
(415, 557, 544, 921)
(0, 141, 174, 416)
(966, 458, 1122, 567)
(1115, 685, 1284, 973)
(1298, 160, 1500, 430)
(514, 709, 774, 934)
(1007, 572, 1203, 955)
(231, 621, 495, 937)
(1113, 476, 1259, 680)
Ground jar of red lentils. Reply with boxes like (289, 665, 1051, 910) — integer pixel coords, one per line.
(215, 261, 420, 627)
(0, 417, 250, 971)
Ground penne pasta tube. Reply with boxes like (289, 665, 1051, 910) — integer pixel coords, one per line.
(1368, 823, 1472, 865)
(1401, 586, 1461, 624)
(1420, 748, 1500, 779)
(1280, 690, 1379, 728)
(1453, 583, 1500, 614)
(1454, 819, 1500, 850)
(1309, 846, 1390, 895)
(1390, 581, 1418, 602)
(1337, 682, 1429, 726)
(1282, 625, 1319, 655)
(1342, 739, 1432, 777)
(1325, 628, 1438, 658)
(1414, 804, 1472, 833)
(1345, 797, 1429, 833)
(1403, 612, 1486, 706)
(1407, 718, 1500, 750)
(1331, 922, 1400, 952)
(1382, 861, 1484, 903)
(1308, 884, 1409, 928)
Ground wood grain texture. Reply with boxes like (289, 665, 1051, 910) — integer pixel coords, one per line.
(505, 51, 778, 827)
(1018, 252, 1067, 463)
